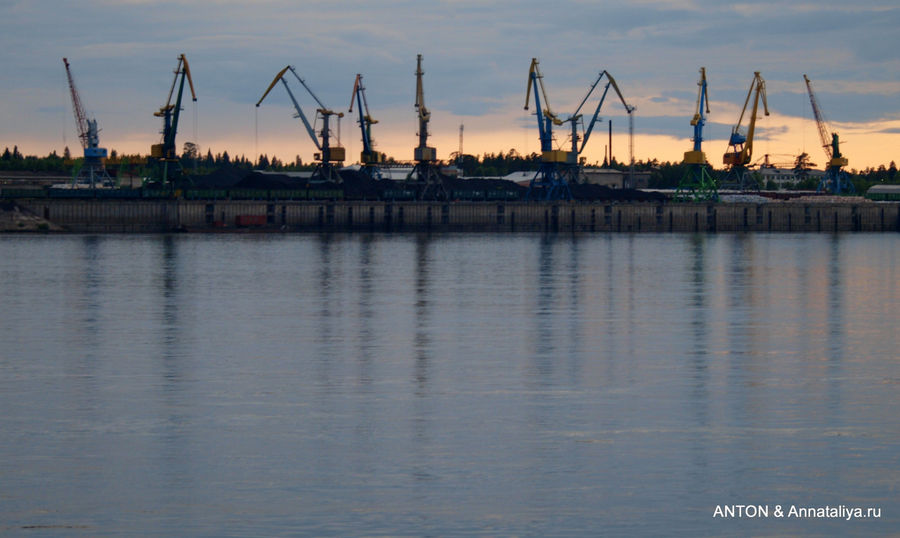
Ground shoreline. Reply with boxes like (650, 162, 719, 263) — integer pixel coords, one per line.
(3, 199, 898, 234)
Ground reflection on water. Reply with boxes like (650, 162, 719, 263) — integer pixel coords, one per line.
(0, 233, 898, 535)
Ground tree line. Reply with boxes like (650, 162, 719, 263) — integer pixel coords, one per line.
(2, 144, 897, 192)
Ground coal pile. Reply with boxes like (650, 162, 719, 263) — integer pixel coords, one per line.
(443, 176, 526, 198)
(185, 166, 669, 202)
(233, 172, 314, 190)
(189, 165, 250, 188)
(340, 169, 393, 199)
(570, 182, 668, 202)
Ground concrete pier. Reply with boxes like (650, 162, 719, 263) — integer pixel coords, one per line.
(15, 199, 900, 233)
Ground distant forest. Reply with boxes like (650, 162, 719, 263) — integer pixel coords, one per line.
(2, 143, 897, 193)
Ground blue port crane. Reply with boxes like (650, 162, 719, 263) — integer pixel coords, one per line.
(524, 58, 569, 200)
(677, 67, 717, 201)
(564, 69, 634, 178)
(151, 54, 197, 186)
(63, 57, 112, 188)
(349, 74, 385, 179)
(407, 54, 445, 199)
(721, 71, 768, 191)
(525, 59, 634, 200)
(803, 74, 853, 194)
(257, 65, 345, 183)
(567, 70, 633, 155)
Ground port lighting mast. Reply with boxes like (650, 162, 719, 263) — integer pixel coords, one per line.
(677, 67, 717, 201)
(151, 54, 197, 186)
(722, 71, 768, 191)
(407, 54, 445, 199)
(803, 74, 853, 194)
(257, 65, 345, 183)
(63, 58, 112, 188)
(349, 73, 385, 179)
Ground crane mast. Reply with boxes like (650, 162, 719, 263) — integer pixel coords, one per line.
(257, 65, 345, 183)
(722, 71, 768, 190)
(407, 54, 445, 199)
(63, 58, 111, 188)
(349, 74, 385, 178)
(151, 54, 197, 186)
(803, 74, 853, 194)
(677, 67, 717, 201)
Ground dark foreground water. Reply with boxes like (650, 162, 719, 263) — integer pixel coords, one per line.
(1, 232, 898, 536)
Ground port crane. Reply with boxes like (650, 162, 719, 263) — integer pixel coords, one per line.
(257, 65, 345, 183)
(407, 54, 445, 199)
(722, 71, 768, 191)
(151, 54, 197, 186)
(525, 59, 634, 200)
(803, 74, 853, 194)
(677, 67, 717, 201)
(524, 58, 569, 200)
(349, 74, 385, 179)
(63, 58, 112, 188)
(566, 69, 634, 171)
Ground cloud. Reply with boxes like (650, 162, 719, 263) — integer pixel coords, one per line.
(1, 0, 898, 168)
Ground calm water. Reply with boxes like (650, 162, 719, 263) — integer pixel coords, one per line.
(1, 232, 898, 536)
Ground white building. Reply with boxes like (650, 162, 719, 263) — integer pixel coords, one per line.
(758, 166, 825, 189)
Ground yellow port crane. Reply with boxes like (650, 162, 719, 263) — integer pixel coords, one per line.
(349, 74, 385, 178)
(406, 54, 445, 200)
(151, 54, 197, 186)
(722, 71, 768, 191)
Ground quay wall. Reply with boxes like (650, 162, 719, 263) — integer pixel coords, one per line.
(16, 199, 900, 233)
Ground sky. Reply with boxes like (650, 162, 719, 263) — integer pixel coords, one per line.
(1, 0, 899, 171)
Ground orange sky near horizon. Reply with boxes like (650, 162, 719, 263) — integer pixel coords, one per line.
(9, 99, 900, 172)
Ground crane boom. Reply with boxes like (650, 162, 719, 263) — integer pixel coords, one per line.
(415, 54, 429, 124)
(63, 58, 90, 149)
(62, 57, 111, 187)
(413, 54, 436, 162)
(525, 58, 560, 126)
(152, 54, 196, 162)
(524, 58, 555, 154)
(256, 64, 345, 181)
(349, 74, 376, 153)
(723, 71, 768, 167)
(349, 73, 384, 169)
(683, 67, 710, 164)
(573, 70, 633, 155)
(803, 74, 851, 193)
(691, 67, 709, 151)
(803, 74, 833, 160)
(257, 66, 321, 150)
